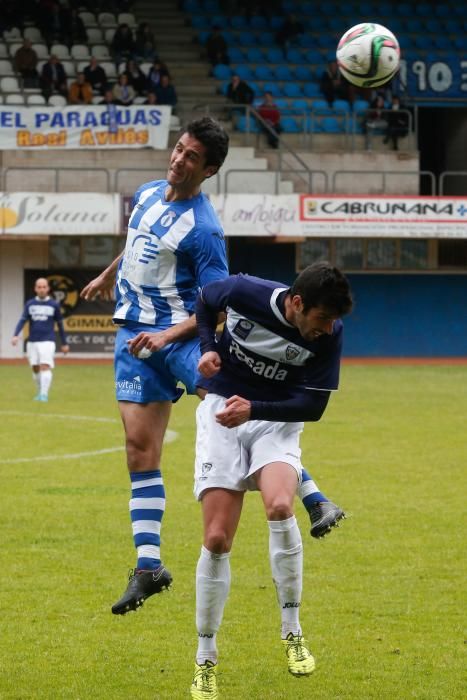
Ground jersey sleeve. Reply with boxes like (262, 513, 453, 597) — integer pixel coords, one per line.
(54, 303, 67, 345)
(196, 276, 239, 354)
(191, 222, 229, 288)
(13, 304, 30, 337)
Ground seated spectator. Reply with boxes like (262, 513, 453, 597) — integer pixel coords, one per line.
(147, 58, 170, 90)
(40, 54, 68, 102)
(84, 57, 108, 95)
(256, 91, 282, 148)
(144, 90, 158, 105)
(155, 74, 177, 108)
(99, 87, 116, 105)
(14, 38, 39, 88)
(111, 23, 136, 66)
(364, 95, 388, 149)
(205, 26, 229, 67)
(383, 95, 409, 150)
(320, 60, 353, 106)
(227, 74, 255, 105)
(123, 59, 147, 96)
(112, 73, 136, 105)
(275, 14, 304, 54)
(68, 71, 94, 105)
(135, 22, 157, 62)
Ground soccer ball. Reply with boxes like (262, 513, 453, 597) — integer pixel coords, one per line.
(336, 22, 400, 88)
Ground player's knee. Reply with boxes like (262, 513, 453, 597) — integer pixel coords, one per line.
(264, 497, 294, 521)
(204, 527, 231, 554)
(125, 436, 160, 471)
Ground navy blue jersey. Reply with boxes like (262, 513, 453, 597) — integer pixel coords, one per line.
(14, 297, 66, 344)
(114, 179, 228, 329)
(196, 274, 344, 422)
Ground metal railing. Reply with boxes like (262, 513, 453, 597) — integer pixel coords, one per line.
(332, 170, 436, 195)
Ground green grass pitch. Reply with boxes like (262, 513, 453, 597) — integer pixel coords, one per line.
(0, 362, 465, 699)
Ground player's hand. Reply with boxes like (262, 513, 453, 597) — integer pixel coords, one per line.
(11, 336, 18, 346)
(215, 395, 251, 428)
(80, 273, 115, 301)
(198, 351, 222, 378)
(127, 331, 170, 357)
(61, 344, 70, 354)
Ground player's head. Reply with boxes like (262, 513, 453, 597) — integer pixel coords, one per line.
(34, 278, 50, 299)
(287, 262, 353, 340)
(167, 117, 229, 193)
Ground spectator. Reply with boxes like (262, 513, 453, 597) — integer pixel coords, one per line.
(383, 95, 409, 150)
(68, 71, 94, 105)
(123, 59, 147, 96)
(364, 95, 388, 149)
(320, 60, 353, 106)
(226, 74, 254, 105)
(257, 91, 282, 148)
(112, 73, 136, 105)
(13, 38, 39, 88)
(205, 25, 229, 67)
(99, 87, 116, 105)
(147, 58, 169, 90)
(155, 74, 177, 108)
(63, 7, 88, 46)
(111, 23, 136, 66)
(84, 57, 108, 95)
(134, 22, 157, 62)
(40, 54, 68, 102)
(275, 14, 304, 54)
(40, 1, 70, 46)
(144, 90, 158, 105)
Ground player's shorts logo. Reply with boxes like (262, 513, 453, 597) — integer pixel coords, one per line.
(285, 345, 301, 361)
(202, 462, 213, 475)
(233, 319, 254, 340)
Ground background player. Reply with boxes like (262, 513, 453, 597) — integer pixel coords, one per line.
(190, 263, 353, 699)
(11, 277, 69, 402)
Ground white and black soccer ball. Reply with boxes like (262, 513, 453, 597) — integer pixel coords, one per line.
(336, 22, 400, 88)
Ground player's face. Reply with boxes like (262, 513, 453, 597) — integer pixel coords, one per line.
(34, 279, 50, 299)
(293, 301, 338, 341)
(167, 133, 217, 196)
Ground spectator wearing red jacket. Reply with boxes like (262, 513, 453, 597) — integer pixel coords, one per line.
(257, 91, 282, 148)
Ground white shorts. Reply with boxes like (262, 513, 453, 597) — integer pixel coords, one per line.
(194, 393, 304, 500)
(27, 341, 56, 368)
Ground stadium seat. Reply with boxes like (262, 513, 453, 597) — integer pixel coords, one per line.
(282, 83, 303, 98)
(265, 47, 284, 64)
(91, 44, 111, 60)
(104, 28, 116, 44)
(209, 16, 228, 29)
(238, 31, 255, 46)
(8, 42, 22, 58)
(257, 32, 274, 46)
(281, 116, 301, 133)
(0, 43, 8, 58)
(205, 0, 220, 12)
(333, 99, 351, 114)
(246, 47, 265, 64)
(320, 116, 344, 133)
(24, 27, 43, 42)
(262, 81, 282, 97)
(79, 12, 98, 27)
(250, 16, 268, 30)
(228, 47, 246, 63)
(425, 19, 443, 34)
(191, 17, 207, 30)
(0, 59, 14, 76)
(353, 98, 371, 113)
(294, 65, 314, 81)
(289, 98, 308, 114)
(433, 36, 452, 51)
(416, 3, 432, 16)
(50, 44, 71, 60)
(31, 43, 49, 60)
(100, 61, 118, 80)
(396, 3, 412, 17)
(406, 19, 424, 33)
(304, 50, 324, 66)
(71, 44, 91, 61)
(3, 27, 21, 42)
(255, 65, 274, 81)
(118, 12, 137, 28)
(230, 16, 247, 30)
(269, 16, 283, 30)
(434, 4, 450, 18)
(5, 93, 25, 104)
(98, 13, 117, 29)
(61, 60, 76, 77)
(285, 48, 306, 65)
(0, 76, 20, 92)
(275, 65, 294, 81)
(26, 94, 47, 105)
(312, 98, 334, 115)
(303, 83, 322, 98)
(414, 35, 434, 50)
(235, 65, 255, 81)
(48, 94, 67, 106)
(212, 63, 232, 80)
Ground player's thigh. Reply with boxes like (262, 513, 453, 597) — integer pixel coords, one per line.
(255, 461, 300, 514)
(119, 400, 172, 468)
(194, 394, 245, 500)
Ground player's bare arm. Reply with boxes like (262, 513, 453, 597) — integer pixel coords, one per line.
(215, 395, 252, 428)
(11, 336, 18, 345)
(80, 252, 123, 301)
(128, 315, 199, 356)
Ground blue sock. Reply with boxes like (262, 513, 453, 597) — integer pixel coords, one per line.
(299, 469, 329, 510)
(129, 469, 165, 570)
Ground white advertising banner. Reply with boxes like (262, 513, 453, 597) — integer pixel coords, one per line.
(211, 194, 467, 238)
(0, 105, 171, 150)
(0, 192, 120, 234)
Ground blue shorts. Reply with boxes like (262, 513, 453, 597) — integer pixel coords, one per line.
(115, 325, 202, 403)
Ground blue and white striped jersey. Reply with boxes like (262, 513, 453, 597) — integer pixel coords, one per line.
(196, 274, 344, 422)
(13, 297, 66, 344)
(114, 179, 228, 329)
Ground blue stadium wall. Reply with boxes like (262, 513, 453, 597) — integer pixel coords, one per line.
(228, 241, 467, 357)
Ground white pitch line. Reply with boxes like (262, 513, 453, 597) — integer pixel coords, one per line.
(0, 411, 178, 464)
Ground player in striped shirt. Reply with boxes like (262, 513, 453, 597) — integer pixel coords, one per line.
(81, 118, 344, 619)
(12, 277, 69, 402)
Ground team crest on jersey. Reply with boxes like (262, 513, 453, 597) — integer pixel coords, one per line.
(160, 211, 177, 227)
(233, 319, 254, 340)
(285, 345, 301, 361)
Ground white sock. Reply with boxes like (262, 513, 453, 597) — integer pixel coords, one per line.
(268, 516, 303, 639)
(195, 545, 231, 665)
(298, 476, 320, 500)
(40, 369, 52, 397)
(32, 372, 40, 392)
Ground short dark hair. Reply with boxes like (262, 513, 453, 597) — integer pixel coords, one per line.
(183, 117, 229, 169)
(290, 261, 353, 316)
